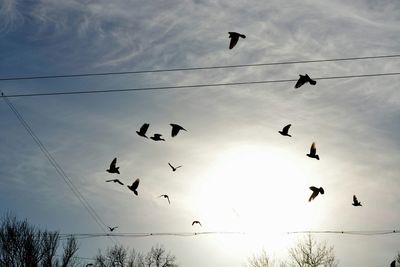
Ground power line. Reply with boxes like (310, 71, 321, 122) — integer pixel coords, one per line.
(1, 71, 400, 98)
(1, 54, 400, 82)
(285, 230, 400, 236)
(1, 94, 116, 244)
(57, 229, 400, 240)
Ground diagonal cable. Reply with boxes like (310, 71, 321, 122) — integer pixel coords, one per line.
(1, 94, 117, 244)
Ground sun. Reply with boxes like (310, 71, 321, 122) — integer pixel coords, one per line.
(190, 143, 323, 256)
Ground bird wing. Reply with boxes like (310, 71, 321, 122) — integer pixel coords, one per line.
(140, 123, 149, 134)
(105, 179, 114, 182)
(282, 124, 291, 134)
(171, 126, 179, 137)
(192, 221, 196, 226)
(310, 142, 316, 155)
(294, 75, 306, 88)
(353, 195, 358, 203)
(229, 35, 239, 49)
(166, 196, 170, 204)
(110, 158, 117, 168)
(309, 190, 319, 201)
(116, 180, 124, 185)
(168, 163, 174, 170)
(175, 165, 182, 169)
(131, 179, 140, 190)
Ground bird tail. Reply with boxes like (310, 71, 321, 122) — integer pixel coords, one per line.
(134, 190, 138, 196)
(316, 155, 320, 160)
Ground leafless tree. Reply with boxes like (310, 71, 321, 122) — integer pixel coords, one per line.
(0, 213, 79, 267)
(246, 249, 279, 267)
(94, 244, 177, 267)
(288, 234, 337, 267)
(246, 235, 337, 267)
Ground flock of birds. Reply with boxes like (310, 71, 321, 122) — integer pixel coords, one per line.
(105, 123, 188, 230)
(101, 32, 364, 231)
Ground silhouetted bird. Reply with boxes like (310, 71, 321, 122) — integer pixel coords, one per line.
(170, 123, 187, 137)
(158, 194, 170, 204)
(127, 179, 140, 196)
(150, 134, 165, 141)
(352, 195, 362, 206)
(309, 186, 324, 202)
(136, 123, 150, 138)
(279, 124, 292, 137)
(228, 32, 246, 49)
(108, 226, 118, 232)
(391, 260, 396, 267)
(106, 179, 124, 185)
(106, 158, 120, 174)
(294, 74, 317, 89)
(86, 264, 94, 267)
(168, 163, 182, 172)
(306, 142, 320, 160)
(192, 221, 202, 227)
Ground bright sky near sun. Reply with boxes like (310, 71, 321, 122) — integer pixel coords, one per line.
(1, 0, 400, 266)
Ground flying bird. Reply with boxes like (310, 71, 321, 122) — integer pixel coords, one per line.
(127, 179, 140, 196)
(228, 32, 246, 49)
(106, 158, 120, 174)
(278, 124, 292, 137)
(391, 260, 396, 267)
(136, 123, 150, 138)
(294, 74, 317, 89)
(192, 221, 202, 227)
(170, 123, 187, 137)
(108, 226, 118, 232)
(306, 142, 320, 160)
(105, 179, 124, 185)
(168, 163, 182, 172)
(150, 134, 165, 141)
(158, 194, 171, 204)
(352, 195, 362, 206)
(309, 186, 324, 202)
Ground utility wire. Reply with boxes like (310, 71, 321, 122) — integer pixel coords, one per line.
(1, 94, 116, 244)
(1, 54, 400, 81)
(57, 229, 400, 240)
(2, 71, 400, 98)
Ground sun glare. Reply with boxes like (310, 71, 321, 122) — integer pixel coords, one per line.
(191, 143, 323, 256)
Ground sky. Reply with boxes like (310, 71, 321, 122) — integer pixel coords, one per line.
(0, 0, 400, 266)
